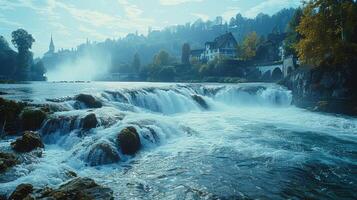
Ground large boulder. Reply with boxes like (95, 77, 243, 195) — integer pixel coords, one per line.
(75, 94, 102, 109)
(11, 131, 44, 153)
(41, 115, 79, 136)
(20, 108, 47, 131)
(117, 127, 141, 155)
(191, 95, 209, 109)
(0, 152, 18, 174)
(86, 143, 120, 166)
(8, 184, 33, 200)
(81, 113, 98, 130)
(0, 98, 26, 134)
(39, 177, 113, 200)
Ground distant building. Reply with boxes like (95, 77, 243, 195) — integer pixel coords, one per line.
(44, 35, 55, 58)
(191, 32, 238, 62)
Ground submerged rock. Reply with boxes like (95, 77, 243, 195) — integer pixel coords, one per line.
(0, 152, 18, 174)
(81, 113, 98, 130)
(191, 95, 209, 109)
(11, 131, 44, 153)
(38, 177, 113, 200)
(41, 115, 79, 135)
(75, 94, 102, 109)
(86, 143, 120, 166)
(8, 183, 33, 200)
(117, 127, 141, 155)
(20, 108, 47, 131)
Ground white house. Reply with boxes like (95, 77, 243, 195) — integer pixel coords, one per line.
(191, 32, 238, 62)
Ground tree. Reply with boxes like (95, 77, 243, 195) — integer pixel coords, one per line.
(181, 43, 190, 65)
(284, 8, 303, 57)
(238, 32, 260, 60)
(132, 53, 141, 73)
(11, 29, 35, 80)
(154, 50, 170, 66)
(11, 29, 35, 53)
(0, 36, 10, 51)
(32, 60, 46, 75)
(296, 0, 357, 66)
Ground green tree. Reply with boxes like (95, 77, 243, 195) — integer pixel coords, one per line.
(132, 53, 141, 73)
(181, 43, 190, 65)
(296, 0, 357, 66)
(0, 36, 10, 51)
(238, 32, 260, 61)
(284, 8, 303, 56)
(11, 29, 35, 80)
(32, 60, 46, 75)
(11, 29, 35, 53)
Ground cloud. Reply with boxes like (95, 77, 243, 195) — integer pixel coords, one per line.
(191, 13, 209, 21)
(160, 0, 203, 6)
(222, 6, 241, 21)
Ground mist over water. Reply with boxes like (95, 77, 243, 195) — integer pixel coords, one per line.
(46, 52, 111, 81)
(0, 82, 356, 200)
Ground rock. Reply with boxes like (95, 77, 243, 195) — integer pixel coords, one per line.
(117, 127, 141, 155)
(8, 184, 33, 200)
(86, 143, 120, 166)
(20, 108, 47, 131)
(65, 171, 77, 178)
(39, 177, 113, 200)
(75, 94, 102, 108)
(0, 152, 18, 174)
(191, 95, 209, 109)
(11, 131, 44, 153)
(0, 98, 26, 134)
(81, 113, 98, 130)
(41, 115, 78, 135)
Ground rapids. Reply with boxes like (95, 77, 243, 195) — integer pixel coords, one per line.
(0, 82, 356, 199)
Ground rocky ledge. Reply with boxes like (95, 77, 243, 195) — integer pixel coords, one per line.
(6, 177, 114, 200)
(280, 65, 357, 116)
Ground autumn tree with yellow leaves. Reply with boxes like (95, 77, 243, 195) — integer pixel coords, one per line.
(296, 0, 357, 66)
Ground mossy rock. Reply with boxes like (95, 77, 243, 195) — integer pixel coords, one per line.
(75, 94, 102, 108)
(117, 127, 141, 155)
(0, 152, 18, 174)
(86, 143, 120, 166)
(39, 177, 113, 200)
(11, 131, 44, 153)
(8, 184, 33, 200)
(20, 108, 47, 131)
(81, 113, 98, 130)
(0, 98, 26, 134)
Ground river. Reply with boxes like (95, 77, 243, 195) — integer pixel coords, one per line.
(0, 82, 356, 199)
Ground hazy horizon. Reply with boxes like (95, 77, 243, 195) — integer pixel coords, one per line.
(0, 0, 301, 57)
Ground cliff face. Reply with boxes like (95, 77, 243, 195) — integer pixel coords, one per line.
(280, 66, 357, 116)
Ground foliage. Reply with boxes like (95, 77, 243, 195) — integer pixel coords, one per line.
(0, 36, 10, 51)
(284, 8, 303, 56)
(238, 32, 260, 60)
(154, 50, 170, 66)
(181, 43, 190, 65)
(11, 29, 35, 53)
(0, 36, 17, 78)
(32, 60, 46, 75)
(296, 0, 357, 66)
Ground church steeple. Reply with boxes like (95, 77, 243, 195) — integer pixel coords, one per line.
(49, 34, 55, 53)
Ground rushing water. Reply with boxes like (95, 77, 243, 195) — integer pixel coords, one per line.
(0, 82, 356, 200)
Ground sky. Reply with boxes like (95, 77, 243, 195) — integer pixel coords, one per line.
(0, 0, 301, 57)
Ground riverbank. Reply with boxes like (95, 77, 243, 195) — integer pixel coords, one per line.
(279, 65, 357, 116)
